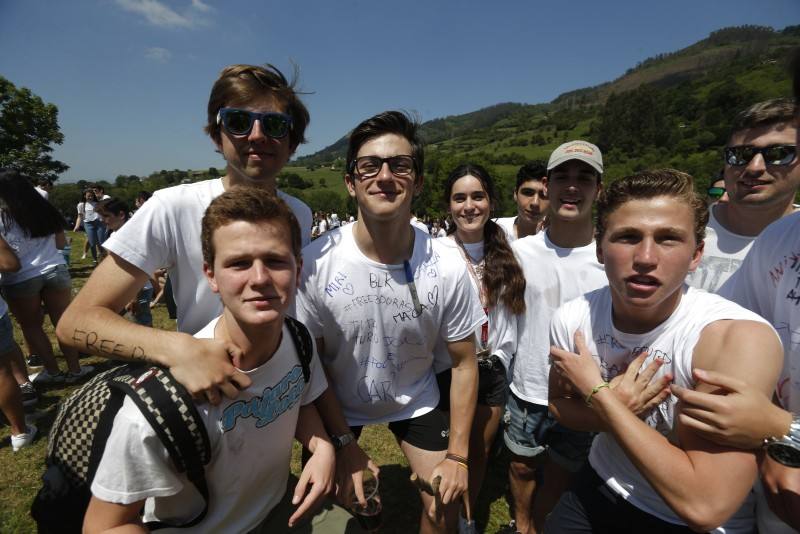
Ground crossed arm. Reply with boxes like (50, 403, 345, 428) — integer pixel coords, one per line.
(549, 320, 782, 532)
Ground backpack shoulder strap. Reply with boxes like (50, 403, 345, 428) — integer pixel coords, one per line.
(284, 316, 313, 383)
(108, 367, 211, 530)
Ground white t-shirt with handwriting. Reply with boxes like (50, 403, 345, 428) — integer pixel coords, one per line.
(296, 224, 484, 426)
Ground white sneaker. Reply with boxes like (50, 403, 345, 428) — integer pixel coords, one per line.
(81, 252, 87, 260)
(65, 365, 95, 383)
(11, 424, 37, 451)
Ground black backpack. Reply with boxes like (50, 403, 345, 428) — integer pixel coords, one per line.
(31, 316, 313, 533)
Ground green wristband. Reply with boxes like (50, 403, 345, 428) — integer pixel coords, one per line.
(585, 382, 610, 406)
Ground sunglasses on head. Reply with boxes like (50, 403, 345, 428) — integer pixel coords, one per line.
(217, 108, 292, 139)
(724, 145, 796, 167)
(707, 186, 725, 199)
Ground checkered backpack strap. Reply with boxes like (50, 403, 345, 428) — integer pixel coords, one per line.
(284, 315, 313, 383)
(108, 367, 211, 530)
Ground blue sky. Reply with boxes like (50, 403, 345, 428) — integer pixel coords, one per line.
(1, 0, 798, 183)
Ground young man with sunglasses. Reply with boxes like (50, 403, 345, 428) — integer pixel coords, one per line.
(670, 57, 800, 533)
(687, 98, 799, 293)
(295, 111, 484, 533)
(706, 174, 728, 205)
(58, 64, 314, 401)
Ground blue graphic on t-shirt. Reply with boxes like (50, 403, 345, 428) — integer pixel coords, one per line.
(221, 365, 304, 431)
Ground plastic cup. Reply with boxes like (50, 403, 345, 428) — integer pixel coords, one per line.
(349, 471, 382, 532)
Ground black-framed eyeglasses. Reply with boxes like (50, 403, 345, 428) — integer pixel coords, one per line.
(349, 155, 416, 179)
(707, 186, 725, 199)
(724, 145, 796, 167)
(217, 107, 293, 139)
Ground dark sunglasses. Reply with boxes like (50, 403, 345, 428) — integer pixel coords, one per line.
(217, 108, 292, 139)
(349, 155, 416, 179)
(707, 186, 725, 199)
(724, 145, 796, 167)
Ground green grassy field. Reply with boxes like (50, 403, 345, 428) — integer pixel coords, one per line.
(0, 232, 513, 533)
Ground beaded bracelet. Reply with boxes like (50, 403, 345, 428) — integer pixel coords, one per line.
(585, 382, 610, 407)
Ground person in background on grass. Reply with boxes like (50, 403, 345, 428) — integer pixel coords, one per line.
(296, 111, 483, 533)
(503, 141, 608, 534)
(686, 98, 800, 293)
(74, 189, 102, 264)
(706, 173, 728, 205)
(97, 199, 159, 327)
(546, 169, 781, 533)
(495, 161, 549, 242)
(435, 163, 526, 526)
(84, 188, 350, 533)
(134, 190, 151, 210)
(34, 178, 51, 200)
(0, 169, 93, 385)
(0, 233, 36, 451)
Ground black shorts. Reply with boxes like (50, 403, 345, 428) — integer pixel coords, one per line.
(436, 354, 508, 411)
(351, 408, 449, 452)
(544, 464, 698, 533)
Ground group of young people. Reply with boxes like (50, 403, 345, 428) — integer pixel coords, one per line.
(2, 54, 783, 534)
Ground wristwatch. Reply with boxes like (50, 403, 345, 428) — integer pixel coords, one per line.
(330, 431, 356, 451)
(764, 414, 800, 468)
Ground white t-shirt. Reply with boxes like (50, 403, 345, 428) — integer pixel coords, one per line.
(77, 200, 100, 222)
(410, 217, 430, 234)
(552, 286, 773, 532)
(103, 178, 312, 334)
(91, 317, 328, 533)
(494, 217, 517, 243)
(720, 212, 800, 414)
(685, 206, 756, 293)
(296, 224, 484, 426)
(0, 217, 64, 286)
(35, 186, 49, 199)
(431, 238, 517, 372)
(509, 231, 607, 405)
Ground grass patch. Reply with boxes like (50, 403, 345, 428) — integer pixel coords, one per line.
(0, 232, 513, 533)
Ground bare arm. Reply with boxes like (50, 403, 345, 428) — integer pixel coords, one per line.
(551, 322, 782, 531)
(0, 235, 20, 272)
(56, 252, 251, 402)
(55, 230, 66, 250)
(428, 335, 477, 505)
(83, 497, 145, 534)
(289, 403, 336, 527)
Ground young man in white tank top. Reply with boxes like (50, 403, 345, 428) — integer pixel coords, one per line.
(546, 169, 782, 533)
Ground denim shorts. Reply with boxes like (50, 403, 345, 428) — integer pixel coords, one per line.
(503, 391, 594, 472)
(1, 264, 71, 299)
(436, 354, 508, 411)
(0, 313, 16, 354)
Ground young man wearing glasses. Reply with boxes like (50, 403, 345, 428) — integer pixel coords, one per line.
(295, 111, 484, 533)
(687, 98, 799, 293)
(58, 64, 315, 400)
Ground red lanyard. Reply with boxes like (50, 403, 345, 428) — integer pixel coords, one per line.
(453, 236, 489, 348)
